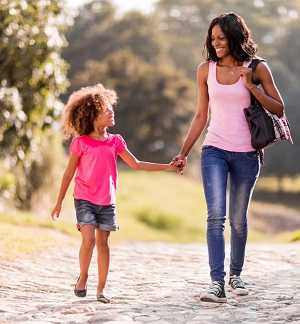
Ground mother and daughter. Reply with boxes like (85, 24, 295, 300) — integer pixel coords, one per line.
(51, 12, 285, 303)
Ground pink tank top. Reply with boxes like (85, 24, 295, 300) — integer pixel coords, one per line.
(203, 60, 254, 152)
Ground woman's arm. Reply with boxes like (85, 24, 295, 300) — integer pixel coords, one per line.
(51, 154, 80, 219)
(175, 62, 210, 162)
(241, 62, 284, 117)
(119, 148, 176, 171)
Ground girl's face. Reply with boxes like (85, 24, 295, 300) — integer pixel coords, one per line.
(94, 105, 115, 129)
(211, 24, 230, 59)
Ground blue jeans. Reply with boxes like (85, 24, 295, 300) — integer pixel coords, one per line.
(201, 145, 260, 283)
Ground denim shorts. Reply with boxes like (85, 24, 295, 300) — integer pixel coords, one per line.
(74, 199, 119, 232)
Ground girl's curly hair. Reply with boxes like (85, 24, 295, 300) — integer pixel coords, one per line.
(205, 12, 257, 62)
(63, 84, 117, 137)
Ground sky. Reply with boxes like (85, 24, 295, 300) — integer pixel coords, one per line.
(66, 0, 157, 13)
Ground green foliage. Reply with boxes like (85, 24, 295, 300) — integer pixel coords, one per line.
(64, 1, 167, 79)
(0, 0, 69, 208)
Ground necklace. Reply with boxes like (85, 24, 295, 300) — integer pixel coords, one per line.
(217, 63, 240, 75)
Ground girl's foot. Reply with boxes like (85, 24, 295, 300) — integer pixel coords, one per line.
(96, 293, 110, 303)
(74, 275, 88, 297)
(96, 290, 110, 303)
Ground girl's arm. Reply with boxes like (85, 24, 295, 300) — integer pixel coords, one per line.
(240, 62, 284, 117)
(173, 62, 210, 164)
(51, 154, 80, 220)
(119, 148, 176, 172)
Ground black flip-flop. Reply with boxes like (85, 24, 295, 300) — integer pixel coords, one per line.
(74, 277, 87, 297)
(96, 294, 110, 303)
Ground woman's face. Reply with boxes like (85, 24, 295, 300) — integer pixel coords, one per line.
(211, 24, 230, 59)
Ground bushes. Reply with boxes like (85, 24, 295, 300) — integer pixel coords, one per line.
(136, 208, 182, 231)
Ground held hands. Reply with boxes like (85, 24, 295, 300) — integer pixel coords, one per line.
(171, 153, 187, 175)
(51, 203, 61, 221)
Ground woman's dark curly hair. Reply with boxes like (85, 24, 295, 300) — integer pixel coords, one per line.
(63, 84, 117, 137)
(205, 12, 257, 62)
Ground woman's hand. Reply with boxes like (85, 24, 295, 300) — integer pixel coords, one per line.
(171, 154, 187, 174)
(239, 67, 254, 89)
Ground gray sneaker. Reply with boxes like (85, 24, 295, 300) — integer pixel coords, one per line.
(200, 281, 227, 303)
(229, 275, 248, 296)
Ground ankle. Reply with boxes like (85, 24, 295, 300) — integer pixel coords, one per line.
(97, 285, 104, 293)
(79, 273, 88, 281)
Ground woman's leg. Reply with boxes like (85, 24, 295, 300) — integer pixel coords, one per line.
(95, 229, 110, 295)
(229, 152, 260, 277)
(77, 224, 96, 289)
(201, 147, 229, 283)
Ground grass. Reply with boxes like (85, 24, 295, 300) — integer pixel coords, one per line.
(0, 223, 55, 260)
(0, 210, 77, 260)
(0, 210, 77, 237)
(114, 170, 207, 242)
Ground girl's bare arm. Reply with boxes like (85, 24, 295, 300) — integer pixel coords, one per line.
(51, 154, 80, 219)
(119, 148, 176, 171)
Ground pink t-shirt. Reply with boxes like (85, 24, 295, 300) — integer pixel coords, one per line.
(203, 60, 254, 152)
(70, 134, 127, 205)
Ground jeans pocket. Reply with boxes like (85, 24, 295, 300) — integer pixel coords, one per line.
(244, 151, 258, 160)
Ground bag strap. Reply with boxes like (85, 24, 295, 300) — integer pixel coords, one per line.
(248, 58, 266, 105)
(248, 58, 266, 165)
(248, 58, 265, 72)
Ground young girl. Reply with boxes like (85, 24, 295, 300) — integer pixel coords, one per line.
(51, 84, 177, 303)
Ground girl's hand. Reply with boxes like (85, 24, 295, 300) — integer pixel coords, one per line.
(51, 203, 62, 221)
(167, 162, 179, 172)
(239, 67, 254, 89)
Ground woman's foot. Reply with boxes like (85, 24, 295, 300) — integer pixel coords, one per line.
(200, 281, 227, 303)
(229, 275, 249, 296)
(74, 275, 88, 297)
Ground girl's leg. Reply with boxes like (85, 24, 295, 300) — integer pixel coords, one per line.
(229, 152, 260, 277)
(95, 229, 110, 295)
(201, 146, 229, 283)
(76, 224, 96, 289)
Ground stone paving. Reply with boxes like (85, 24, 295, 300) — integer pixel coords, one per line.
(1, 242, 300, 323)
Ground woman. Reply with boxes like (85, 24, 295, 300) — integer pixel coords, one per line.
(173, 12, 284, 303)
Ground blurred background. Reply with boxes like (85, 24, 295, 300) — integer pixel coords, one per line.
(1, 0, 300, 259)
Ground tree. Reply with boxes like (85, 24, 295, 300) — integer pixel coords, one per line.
(64, 0, 168, 80)
(0, 0, 69, 209)
(72, 50, 195, 161)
